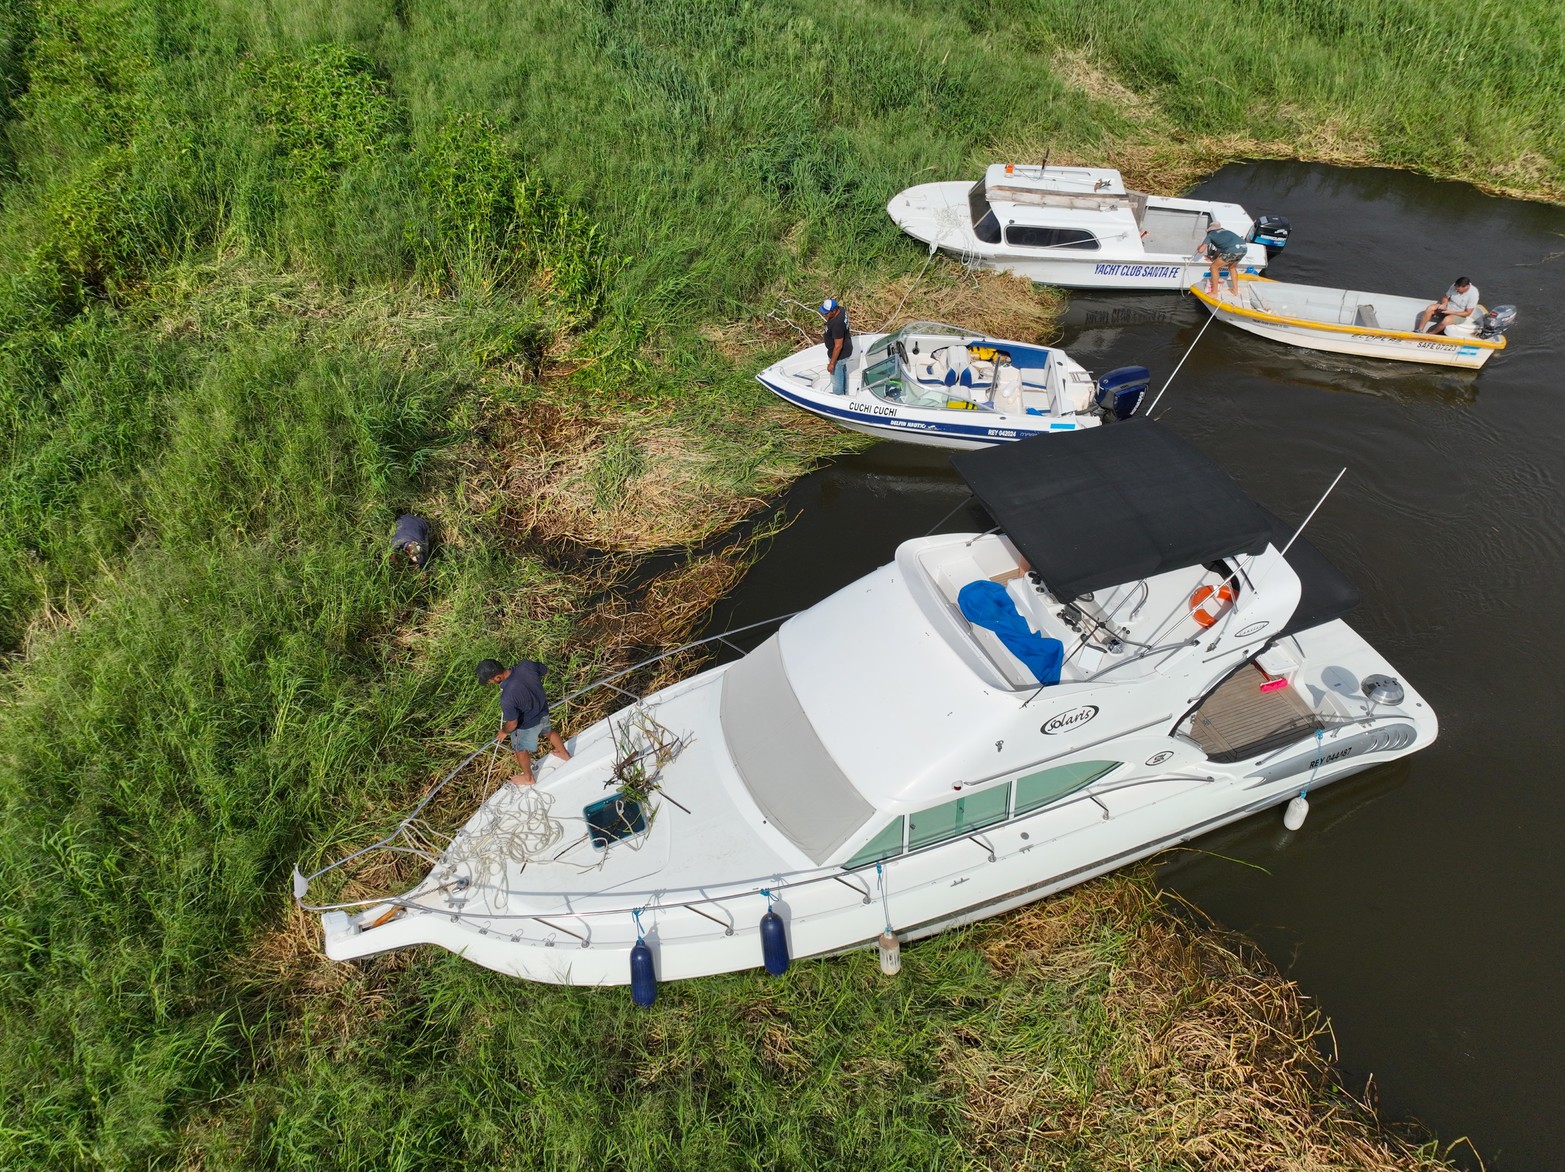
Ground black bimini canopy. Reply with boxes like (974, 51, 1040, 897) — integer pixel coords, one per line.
(952, 420, 1347, 613)
(1263, 510, 1360, 638)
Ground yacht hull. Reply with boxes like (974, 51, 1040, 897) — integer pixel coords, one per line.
(322, 735, 1415, 987)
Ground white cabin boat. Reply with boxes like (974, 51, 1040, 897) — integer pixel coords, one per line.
(1191, 276, 1516, 369)
(755, 320, 1149, 450)
(303, 421, 1436, 990)
(888, 164, 1290, 290)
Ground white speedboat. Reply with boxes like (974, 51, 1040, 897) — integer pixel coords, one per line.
(302, 420, 1436, 991)
(1191, 276, 1516, 369)
(755, 320, 1150, 450)
(888, 163, 1290, 290)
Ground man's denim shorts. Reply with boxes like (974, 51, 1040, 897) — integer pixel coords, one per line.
(510, 716, 553, 754)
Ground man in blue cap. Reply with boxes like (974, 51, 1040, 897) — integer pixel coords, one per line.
(475, 657, 571, 785)
(819, 297, 853, 395)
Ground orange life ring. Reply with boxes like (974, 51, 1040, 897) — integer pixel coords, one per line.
(1190, 583, 1236, 628)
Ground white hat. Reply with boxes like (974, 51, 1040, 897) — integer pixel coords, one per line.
(818, 298, 839, 314)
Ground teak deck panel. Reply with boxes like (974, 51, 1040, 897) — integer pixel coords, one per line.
(1187, 664, 1324, 763)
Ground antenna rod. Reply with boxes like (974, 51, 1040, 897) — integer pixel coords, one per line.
(1279, 468, 1347, 556)
(1145, 314, 1213, 415)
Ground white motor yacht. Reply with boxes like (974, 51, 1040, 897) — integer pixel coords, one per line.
(303, 421, 1436, 991)
(755, 320, 1150, 450)
(888, 163, 1290, 290)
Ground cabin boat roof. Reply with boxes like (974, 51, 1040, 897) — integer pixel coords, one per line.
(984, 163, 1128, 199)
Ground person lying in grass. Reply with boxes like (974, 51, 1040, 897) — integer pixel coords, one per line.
(392, 513, 431, 570)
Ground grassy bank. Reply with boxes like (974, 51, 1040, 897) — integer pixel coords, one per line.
(2, 0, 1557, 1165)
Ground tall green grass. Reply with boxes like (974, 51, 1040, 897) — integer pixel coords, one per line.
(0, 0, 1555, 1165)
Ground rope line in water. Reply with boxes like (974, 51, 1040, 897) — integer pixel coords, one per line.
(1146, 313, 1213, 416)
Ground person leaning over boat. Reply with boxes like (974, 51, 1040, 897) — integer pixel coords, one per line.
(819, 297, 853, 395)
(476, 658, 571, 785)
(1195, 221, 1247, 297)
(1415, 276, 1479, 334)
(391, 513, 431, 571)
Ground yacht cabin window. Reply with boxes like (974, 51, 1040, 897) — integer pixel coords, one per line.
(842, 758, 1125, 868)
(1013, 760, 1120, 814)
(909, 786, 1009, 850)
(844, 816, 905, 868)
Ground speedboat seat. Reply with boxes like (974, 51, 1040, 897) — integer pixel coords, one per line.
(941, 344, 970, 386)
(992, 364, 1023, 414)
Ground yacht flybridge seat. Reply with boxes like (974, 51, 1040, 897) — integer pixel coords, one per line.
(957, 580, 1065, 685)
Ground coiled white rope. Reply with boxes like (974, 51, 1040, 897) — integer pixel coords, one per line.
(443, 784, 567, 910)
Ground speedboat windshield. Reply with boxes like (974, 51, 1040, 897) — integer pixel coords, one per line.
(884, 321, 971, 348)
(867, 322, 973, 365)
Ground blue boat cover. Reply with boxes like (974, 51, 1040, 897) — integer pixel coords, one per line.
(957, 580, 1064, 685)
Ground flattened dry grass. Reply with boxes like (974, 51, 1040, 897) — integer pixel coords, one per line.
(465, 396, 795, 552)
(957, 875, 1466, 1171)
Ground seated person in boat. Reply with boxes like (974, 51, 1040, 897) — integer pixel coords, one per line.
(477, 658, 572, 785)
(1415, 276, 1478, 334)
(1196, 221, 1247, 296)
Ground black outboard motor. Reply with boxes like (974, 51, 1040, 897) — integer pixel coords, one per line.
(1094, 366, 1150, 421)
(1251, 214, 1290, 259)
(1477, 305, 1517, 339)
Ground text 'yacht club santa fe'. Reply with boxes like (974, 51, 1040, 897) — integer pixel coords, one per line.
(755, 320, 1151, 450)
(299, 421, 1436, 994)
(887, 162, 1290, 289)
(1191, 275, 1517, 369)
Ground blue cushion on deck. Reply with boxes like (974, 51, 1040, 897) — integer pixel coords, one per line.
(957, 580, 1064, 685)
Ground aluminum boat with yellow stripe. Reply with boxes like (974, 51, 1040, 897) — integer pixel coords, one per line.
(1191, 275, 1516, 369)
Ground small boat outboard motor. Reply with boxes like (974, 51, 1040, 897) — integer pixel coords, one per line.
(1095, 366, 1150, 421)
(1251, 214, 1290, 258)
(1477, 304, 1517, 339)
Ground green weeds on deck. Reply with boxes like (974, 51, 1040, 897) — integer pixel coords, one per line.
(0, 0, 1555, 1165)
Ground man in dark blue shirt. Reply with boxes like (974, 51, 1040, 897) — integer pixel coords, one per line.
(475, 658, 572, 784)
(392, 514, 431, 570)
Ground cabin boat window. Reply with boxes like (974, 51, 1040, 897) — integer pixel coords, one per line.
(1013, 760, 1120, 815)
(844, 816, 906, 868)
(908, 786, 1008, 850)
(968, 181, 1002, 244)
(1005, 226, 1100, 251)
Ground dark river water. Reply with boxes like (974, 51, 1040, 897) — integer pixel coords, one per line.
(708, 162, 1565, 1169)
